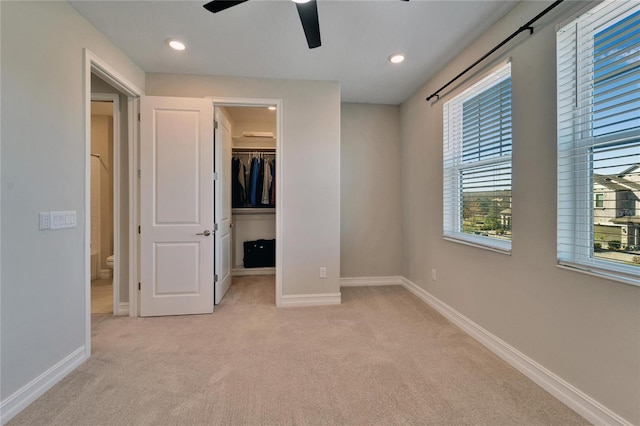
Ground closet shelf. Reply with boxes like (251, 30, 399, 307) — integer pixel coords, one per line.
(232, 136, 276, 146)
(232, 208, 275, 215)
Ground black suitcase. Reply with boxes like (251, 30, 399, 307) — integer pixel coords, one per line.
(243, 239, 276, 268)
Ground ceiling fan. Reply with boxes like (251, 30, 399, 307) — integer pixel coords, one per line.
(203, 0, 409, 50)
(203, 0, 322, 49)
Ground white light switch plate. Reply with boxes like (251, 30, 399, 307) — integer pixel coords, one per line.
(50, 211, 77, 229)
(39, 212, 51, 230)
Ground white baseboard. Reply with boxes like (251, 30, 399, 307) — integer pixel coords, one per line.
(0, 346, 87, 425)
(232, 267, 276, 276)
(116, 302, 129, 316)
(399, 277, 632, 426)
(280, 292, 342, 307)
(340, 276, 403, 287)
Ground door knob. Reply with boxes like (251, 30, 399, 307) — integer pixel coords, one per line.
(196, 230, 211, 236)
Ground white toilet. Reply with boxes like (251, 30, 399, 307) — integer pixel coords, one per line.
(100, 255, 114, 280)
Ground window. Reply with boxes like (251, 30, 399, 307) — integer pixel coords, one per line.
(443, 62, 512, 253)
(595, 193, 605, 209)
(557, 1, 640, 284)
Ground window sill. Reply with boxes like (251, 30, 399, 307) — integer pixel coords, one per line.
(557, 262, 640, 288)
(443, 234, 512, 256)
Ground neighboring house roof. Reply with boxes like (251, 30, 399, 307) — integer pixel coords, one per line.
(594, 173, 640, 192)
(500, 208, 511, 216)
(612, 216, 640, 224)
(619, 163, 640, 176)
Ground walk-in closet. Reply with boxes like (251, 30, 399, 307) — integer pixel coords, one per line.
(223, 106, 277, 276)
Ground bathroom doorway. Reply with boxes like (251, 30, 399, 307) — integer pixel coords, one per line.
(90, 94, 118, 315)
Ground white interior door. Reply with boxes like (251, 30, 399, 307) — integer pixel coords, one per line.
(214, 108, 232, 304)
(140, 96, 214, 316)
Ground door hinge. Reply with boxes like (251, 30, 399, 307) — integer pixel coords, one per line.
(214, 274, 219, 282)
(138, 169, 141, 179)
(214, 121, 218, 130)
(138, 226, 141, 234)
(138, 282, 141, 291)
(138, 113, 141, 122)
(213, 172, 219, 180)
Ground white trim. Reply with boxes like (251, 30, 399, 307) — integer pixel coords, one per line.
(340, 276, 403, 287)
(399, 277, 633, 426)
(87, 52, 143, 98)
(91, 93, 121, 316)
(84, 49, 143, 359)
(116, 302, 130, 316)
(557, 263, 640, 288)
(232, 267, 276, 276)
(443, 236, 512, 256)
(129, 97, 140, 317)
(207, 96, 283, 308)
(280, 292, 342, 307)
(0, 347, 86, 425)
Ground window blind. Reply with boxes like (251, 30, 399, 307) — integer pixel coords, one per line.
(557, 0, 640, 284)
(444, 62, 512, 252)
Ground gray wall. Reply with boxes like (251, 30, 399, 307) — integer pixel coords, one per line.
(340, 103, 401, 277)
(146, 74, 341, 297)
(1, 0, 144, 404)
(400, 1, 640, 423)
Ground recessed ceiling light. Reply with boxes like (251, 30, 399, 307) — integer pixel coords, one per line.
(168, 40, 186, 51)
(388, 53, 405, 64)
(291, 0, 311, 3)
(267, 106, 277, 111)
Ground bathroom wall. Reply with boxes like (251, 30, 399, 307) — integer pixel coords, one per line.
(90, 108, 114, 275)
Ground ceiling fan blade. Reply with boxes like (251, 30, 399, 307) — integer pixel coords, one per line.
(295, 0, 321, 49)
(203, 0, 249, 14)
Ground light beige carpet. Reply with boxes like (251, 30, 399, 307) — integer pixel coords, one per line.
(9, 276, 588, 425)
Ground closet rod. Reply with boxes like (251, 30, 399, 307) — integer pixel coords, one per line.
(232, 148, 276, 152)
(425, 0, 564, 102)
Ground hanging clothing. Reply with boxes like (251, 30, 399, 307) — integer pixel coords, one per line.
(255, 158, 265, 206)
(232, 151, 276, 208)
(262, 159, 272, 205)
(249, 156, 260, 206)
(238, 158, 246, 202)
(232, 157, 247, 207)
(270, 159, 276, 206)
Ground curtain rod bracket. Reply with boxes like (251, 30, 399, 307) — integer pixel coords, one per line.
(521, 25, 534, 35)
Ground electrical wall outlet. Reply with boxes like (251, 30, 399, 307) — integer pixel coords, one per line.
(431, 268, 437, 281)
(319, 266, 327, 278)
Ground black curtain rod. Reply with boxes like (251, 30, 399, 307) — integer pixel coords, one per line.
(426, 0, 565, 102)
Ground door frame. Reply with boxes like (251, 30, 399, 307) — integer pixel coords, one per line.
(84, 49, 143, 358)
(90, 92, 121, 315)
(209, 97, 283, 307)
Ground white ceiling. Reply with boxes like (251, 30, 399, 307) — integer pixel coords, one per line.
(70, 0, 520, 105)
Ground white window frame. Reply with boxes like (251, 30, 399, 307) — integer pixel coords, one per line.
(557, 1, 640, 286)
(594, 193, 605, 209)
(443, 62, 512, 254)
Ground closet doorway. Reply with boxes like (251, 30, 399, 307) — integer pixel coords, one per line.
(215, 103, 279, 303)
